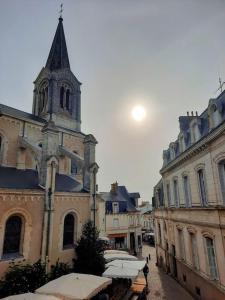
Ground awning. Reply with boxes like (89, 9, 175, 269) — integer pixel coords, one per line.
(106, 260, 145, 271)
(36, 273, 112, 300)
(102, 266, 139, 279)
(108, 233, 127, 238)
(104, 250, 129, 255)
(104, 253, 138, 262)
(2, 293, 59, 300)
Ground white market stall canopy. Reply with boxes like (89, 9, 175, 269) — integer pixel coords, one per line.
(36, 273, 112, 300)
(104, 250, 129, 255)
(106, 259, 146, 271)
(104, 253, 138, 262)
(102, 266, 139, 279)
(2, 293, 59, 300)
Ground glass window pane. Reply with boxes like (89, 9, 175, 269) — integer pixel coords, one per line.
(3, 216, 22, 255)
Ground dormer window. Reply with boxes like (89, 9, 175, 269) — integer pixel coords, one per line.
(190, 118, 201, 144)
(112, 202, 119, 214)
(169, 143, 176, 160)
(179, 133, 185, 152)
(192, 123, 200, 142)
(209, 103, 221, 129)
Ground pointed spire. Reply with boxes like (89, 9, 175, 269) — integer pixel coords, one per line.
(45, 17, 70, 71)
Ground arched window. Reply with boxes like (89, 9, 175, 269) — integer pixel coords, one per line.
(60, 86, 64, 108)
(3, 215, 23, 257)
(63, 213, 75, 249)
(66, 89, 70, 110)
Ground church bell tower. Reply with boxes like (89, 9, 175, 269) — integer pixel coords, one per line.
(32, 16, 81, 132)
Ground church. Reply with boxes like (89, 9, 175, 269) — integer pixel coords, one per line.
(0, 15, 98, 277)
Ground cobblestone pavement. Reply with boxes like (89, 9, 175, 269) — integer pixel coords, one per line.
(142, 244, 194, 300)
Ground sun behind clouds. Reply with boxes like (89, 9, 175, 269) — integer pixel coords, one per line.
(131, 105, 146, 122)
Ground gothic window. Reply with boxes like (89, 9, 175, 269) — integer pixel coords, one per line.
(63, 213, 75, 249)
(183, 175, 192, 207)
(60, 86, 64, 108)
(71, 151, 78, 175)
(66, 89, 70, 110)
(197, 169, 208, 206)
(218, 160, 225, 204)
(3, 215, 23, 257)
(38, 84, 48, 114)
(205, 237, 218, 279)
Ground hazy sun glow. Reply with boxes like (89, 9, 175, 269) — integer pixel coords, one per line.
(131, 105, 146, 122)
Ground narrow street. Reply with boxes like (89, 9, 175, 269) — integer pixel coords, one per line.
(142, 244, 194, 300)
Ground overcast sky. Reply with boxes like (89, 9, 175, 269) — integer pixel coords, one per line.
(1, 0, 225, 202)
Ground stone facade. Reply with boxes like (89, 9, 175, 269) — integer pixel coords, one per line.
(101, 183, 142, 253)
(0, 17, 98, 278)
(153, 92, 225, 299)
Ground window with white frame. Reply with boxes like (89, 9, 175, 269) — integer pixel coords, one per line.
(113, 218, 119, 227)
(112, 202, 119, 214)
(166, 183, 171, 206)
(173, 179, 179, 207)
(197, 169, 207, 206)
(190, 233, 199, 269)
(183, 175, 192, 207)
(178, 229, 185, 260)
(218, 160, 225, 204)
(205, 237, 218, 279)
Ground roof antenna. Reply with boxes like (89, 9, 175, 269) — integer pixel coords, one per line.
(215, 76, 225, 94)
(59, 3, 63, 19)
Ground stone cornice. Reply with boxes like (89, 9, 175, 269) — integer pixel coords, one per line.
(161, 122, 225, 174)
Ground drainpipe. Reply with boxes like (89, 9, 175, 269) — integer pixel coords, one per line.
(45, 161, 54, 268)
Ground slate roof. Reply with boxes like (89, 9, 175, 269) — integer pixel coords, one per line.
(0, 166, 83, 192)
(46, 17, 70, 71)
(101, 186, 139, 213)
(0, 103, 46, 123)
(163, 89, 225, 167)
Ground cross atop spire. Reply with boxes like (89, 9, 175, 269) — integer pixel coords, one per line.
(45, 14, 70, 71)
(59, 3, 63, 19)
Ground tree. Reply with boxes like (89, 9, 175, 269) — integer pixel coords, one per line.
(0, 260, 47, 298)
(74, 220, 105, 276)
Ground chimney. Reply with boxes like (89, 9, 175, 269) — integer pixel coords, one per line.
(187, 111, 189, 116)
(111, 181, 118, 194)
(191, 111, 194, 116)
